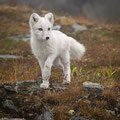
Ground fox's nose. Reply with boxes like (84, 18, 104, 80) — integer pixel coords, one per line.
(46, 37, 49, 40)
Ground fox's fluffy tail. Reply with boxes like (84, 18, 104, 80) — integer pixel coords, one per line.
(69, 37, 86, 60)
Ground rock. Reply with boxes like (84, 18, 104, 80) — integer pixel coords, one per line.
(4, 84, 16, 93)
(38, 111, 54, 120)
(0, 118, 25, 120)
(0, 55, 22, 59)
(53, 25, 61, 31)
(83, 82, 104, 91)
(94, 26, 103, 30)
(72, 23, 87, 33)
(9, 34, 30, 41)
(70, 115, 92, 120)
(2, 100, 19, 117)
(16, 80, 35, 85)
(14, 86, 19, 93)
(0, 81, 45, 119)
(2, 100, 17, 112)
(32, 84, 40, 90)
(15, 80, 43, 95)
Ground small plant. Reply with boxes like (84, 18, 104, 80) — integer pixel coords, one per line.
(93, 71, 102, 80)
(71, 66, 84, 77)
(105, 65, 116, 78)
(71, 67, 78, 77)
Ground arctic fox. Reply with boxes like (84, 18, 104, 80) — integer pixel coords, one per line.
(29, 13, 85, 88)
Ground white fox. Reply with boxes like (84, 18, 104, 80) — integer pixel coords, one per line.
(29, 13, 85, 89)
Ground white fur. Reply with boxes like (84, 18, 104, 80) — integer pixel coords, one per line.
(29, 13, 86, 88)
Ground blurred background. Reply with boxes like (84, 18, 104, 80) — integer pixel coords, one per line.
(0, 0, 120, 90)
(0, 0, 120, 21)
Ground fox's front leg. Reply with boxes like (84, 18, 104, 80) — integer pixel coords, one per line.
(40, 55, 56, 89)
(61, 52, 71, 83)
(38, 60, 44, 74)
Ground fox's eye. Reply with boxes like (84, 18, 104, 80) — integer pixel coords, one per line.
(38, 28, 43, 31)
(48, 28, 50, 31)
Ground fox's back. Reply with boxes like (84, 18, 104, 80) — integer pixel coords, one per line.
(51, 30, 70, 52)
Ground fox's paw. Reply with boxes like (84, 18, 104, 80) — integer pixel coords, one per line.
(40, 82, 49, 89)
(63, 74, 71, 84)
(63, 80, 71, 84)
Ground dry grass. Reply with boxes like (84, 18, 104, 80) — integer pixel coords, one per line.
(0, 4, 120, 120)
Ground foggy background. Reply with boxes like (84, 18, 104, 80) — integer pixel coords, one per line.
(0, 0, 120, 20)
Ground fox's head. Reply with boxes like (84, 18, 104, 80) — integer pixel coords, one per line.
(29, 13, 54, 41)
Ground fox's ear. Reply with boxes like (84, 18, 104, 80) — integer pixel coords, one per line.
(45, 13, 54, 25)
(29, 13, 40, 27)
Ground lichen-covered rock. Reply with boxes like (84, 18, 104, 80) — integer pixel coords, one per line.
(2, 100, 18, 112)
(2, 100, 19, 117)
(0, 55, 22, 59)
(83, 82, 104, 91)
(4, 84, 17, 93)
(0, 118, 25, 120)
(0, 79, 68, 119)
(38, 111, 54, 120)
(9, 34, 30, 41)
(72, 23, 87, 33)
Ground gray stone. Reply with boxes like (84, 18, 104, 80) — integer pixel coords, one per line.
(38, 111, 54, 120)
(83, 82, 104, 90)
(2, 100, 17, 112)
(72, 23, 87, 33)
(32, 84, 40, 89)
(0, 55, 22, 59)
(9, 34, 30, 41)
(16, 80, 35, 85)
(0, 118, 25, 120)
(70, 115, 92, 120)
(53, 25, 61, 31)
(94, 26, 103, 30)
(14, 86, 19, 93)
(4, 84, 16, 93)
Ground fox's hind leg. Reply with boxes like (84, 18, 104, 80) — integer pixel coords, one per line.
(60, 52, 71, 83)
(53, 57, 64, 69)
